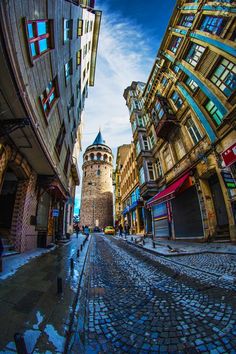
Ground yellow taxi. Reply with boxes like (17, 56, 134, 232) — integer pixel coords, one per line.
(104, 226, 115, 235)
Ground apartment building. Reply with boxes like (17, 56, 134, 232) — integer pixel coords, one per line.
(0, 0, 101, 252)
(142, 0, 236, 241)
(119, 143, 144, 235)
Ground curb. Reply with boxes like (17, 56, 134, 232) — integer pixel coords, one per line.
(64, 234, 91, 353)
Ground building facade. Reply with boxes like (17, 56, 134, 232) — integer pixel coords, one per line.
(147, 0, 236, 241)
(80, 131, 113, 229)
(119, 143, 144, 235)
(125, 0, 236, 241)
(0, 0, 101, 252)
(114, 144, 131, 227)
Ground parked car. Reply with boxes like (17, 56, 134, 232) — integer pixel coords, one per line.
(93, 226, 101, 232)
(104, 226, 115, 235)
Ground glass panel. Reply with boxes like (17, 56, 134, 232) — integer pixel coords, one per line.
(30, 43, 36, 57)
(49, 93, 55, 104)
(39, 38, 48, 53)
(37, 21, 47, 36)
(27, 23, 34, 39)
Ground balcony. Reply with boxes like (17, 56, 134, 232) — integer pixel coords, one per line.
(152, 95, 179, 141)
(71, 156, 80, 186)
(155, 116, 179, 141)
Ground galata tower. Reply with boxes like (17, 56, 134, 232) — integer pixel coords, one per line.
(80, 131, 113, 229)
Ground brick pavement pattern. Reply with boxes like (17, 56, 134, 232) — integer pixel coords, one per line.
(70, 235, 236, 353)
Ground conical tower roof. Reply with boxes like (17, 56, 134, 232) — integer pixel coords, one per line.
(92, 130, 105, 145)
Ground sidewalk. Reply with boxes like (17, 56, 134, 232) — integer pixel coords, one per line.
(0, 233, 90, 353)
(115, 234, 236, 256)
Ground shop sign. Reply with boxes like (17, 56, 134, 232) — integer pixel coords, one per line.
(221, 170, 236, 189)
(52, 209, 59, 217)
(221, 142, 236, 167)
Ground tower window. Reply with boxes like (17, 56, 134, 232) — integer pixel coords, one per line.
(97, 170, 100, 176)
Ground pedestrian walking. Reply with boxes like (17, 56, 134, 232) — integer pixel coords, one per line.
(0, 236, 4, 272)
(84, 225, 89, 237)
(118, 224, 123, 237)
(75, 224, 80, 238)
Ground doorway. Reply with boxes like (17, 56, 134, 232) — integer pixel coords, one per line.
(209, 173, 229, 227)
(0, 168, 18, 239)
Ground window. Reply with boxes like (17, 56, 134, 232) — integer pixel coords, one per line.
(186, 118, 202, 144)
(185, 43, 205, 67)
(55, 123, 66, 156)
(205, 100, 224, 126)
(137, 116, 144, 127)
(185, 77, 199, 92)
(169, 36, 182, 53)
(210, 58, 236, 97)
(40, 79, 58, 116)
(172, 65, 180, 74)
(132, 120, 137, 133)
(26, 20, 52, 59)
(87, 62, 90, 72)
(147, 162, 155, 180)
(179, 14, 195, 28)
(199, 16, 227, 35)
(88, 41, 91, 51)
(76, 81, 81, 98)
(65, 59, 72, 81)
(77, 19, 83, 36)
(163, 149, 173, 170)
(83, 68, 86, 81)
(161, 77, 168, 87)
(155, 159, 163, 178)
(139, 167, 145, 184)
(77, 50, 81, 67)
(97, 170, 100, 176)
(142, 136, 149, 151)
(149, 131, 155, 149)
(90, 21, 93, 31)
(64, 19, 73, 42)
(64, 147, 71, 174)
(68, 95, 74, 121)
(154, 102, 165, 120)
(171, 91, 183, 109)
(175, 138, 185, 159)
(136, 142, 141, 156)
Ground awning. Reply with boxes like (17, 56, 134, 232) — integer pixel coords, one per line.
(146, 173, 190, 208)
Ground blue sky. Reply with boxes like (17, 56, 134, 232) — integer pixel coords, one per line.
(74, 0, 176, 214)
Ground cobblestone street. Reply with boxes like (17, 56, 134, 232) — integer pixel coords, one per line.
(69, 234, 236, 354)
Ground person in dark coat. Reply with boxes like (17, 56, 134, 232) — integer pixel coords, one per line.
(75, 224, 80, 238)
(118, 224, 123, 237)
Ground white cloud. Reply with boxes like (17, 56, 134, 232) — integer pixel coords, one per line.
(74, 5, 158, 212)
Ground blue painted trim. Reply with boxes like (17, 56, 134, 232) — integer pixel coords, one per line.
(181, 5, 198, 10)
(177, 84, 217, 143)
(190, 33, 236, 57)
(163, 52, 174, 63)
(177, 63, 228, 115)
(203, 5, 236, 13)
(172, 28, 187, 35)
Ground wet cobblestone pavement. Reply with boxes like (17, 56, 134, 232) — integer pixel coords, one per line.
(70, 235, 236, 353)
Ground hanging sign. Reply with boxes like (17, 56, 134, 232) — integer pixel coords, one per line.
(52, 209, 59, 217)
(221, 170, 236, 189)
(221, 142, 236, 167)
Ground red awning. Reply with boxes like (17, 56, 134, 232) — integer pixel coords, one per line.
(146, 173, 190, 208)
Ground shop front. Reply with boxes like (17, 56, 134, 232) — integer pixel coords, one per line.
(147, 172, 204, 240)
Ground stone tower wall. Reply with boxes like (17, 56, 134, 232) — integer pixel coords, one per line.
(80, 145, 113, 228)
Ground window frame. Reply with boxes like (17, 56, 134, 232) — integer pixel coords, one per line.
(55, 122, 66, 157)
(210, 58, 236, 98)
(64, 19, 73, 43)
(169, 36, 182, 54)
(179, 14, 195, 28)
(204, 100, 224, 126)
(199, 15, 227, 35)
(170, 91, 183, 109)
(185, 117, 202, 145)
(25, 19, 52, 62)
(64, 147, 71, 174)
(65, 59, 73, 83)
(185, 43, 205, 67)
(185, 77, 199, 92)
(77, 19, 83, 37)
(40, 78, 58, 118)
